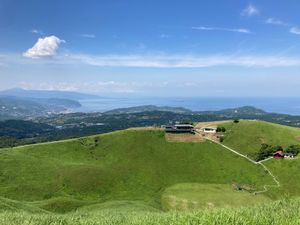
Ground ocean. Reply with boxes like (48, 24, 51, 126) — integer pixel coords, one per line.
(77, 97, 300, 116)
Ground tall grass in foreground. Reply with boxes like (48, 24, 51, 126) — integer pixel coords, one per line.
(1, 199, 300, 225)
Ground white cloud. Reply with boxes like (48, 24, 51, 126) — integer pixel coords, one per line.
(159, 34, 170, 38)
(192, 26, 252, 34)
(23, 35, 65, 59)
(241, 4, 259, 16)
(81, 34, 96, 38)
(4, 51, 300, 68)
(68, 54, 300, 68)
(265, 18, 300, 36)
(30, 29, 44, 35)
(290, 27, 300, 35)
(0, 55, 6, 67)
(19, 81, 138, 93)
(265, 18, 289, 26)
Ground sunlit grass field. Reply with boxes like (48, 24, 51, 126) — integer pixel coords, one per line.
(222, 120, 300, 156)
(1, 121, 300, 224)
(0, 129, 273, 212)
(1, 198, 300, 225)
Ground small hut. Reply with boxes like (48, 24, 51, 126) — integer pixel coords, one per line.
(273, 150, 284, 159)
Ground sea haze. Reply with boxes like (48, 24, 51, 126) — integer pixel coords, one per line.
(77, 97, 300, 115)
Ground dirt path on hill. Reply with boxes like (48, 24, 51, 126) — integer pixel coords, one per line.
(204, 137, 280, 195)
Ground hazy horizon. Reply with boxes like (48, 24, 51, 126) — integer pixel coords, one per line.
(2, 87, 300, 98)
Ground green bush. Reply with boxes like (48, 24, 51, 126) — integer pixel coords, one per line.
(219, 137, 224, 142)
(286, 145, 300, 156)
(254, 144, 283, 161)
(217, 127, 226, 132)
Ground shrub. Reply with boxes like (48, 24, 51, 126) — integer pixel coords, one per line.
(216, 127, 226, 132)
(219, 137, 224, 142)
(233, 119, 239, 123)
(286, 145, 300, 156)
(253, 144, 283, 161)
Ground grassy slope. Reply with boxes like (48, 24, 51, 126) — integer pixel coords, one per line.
(0, 198, 299, 225)
(220, 120, 300, 199)
(161, 183, 270, 210)
(222, 120, 300, 156)
(0, 129, 273, 212)
(0, 197, 47, 213)
(264, 158, 300, 198)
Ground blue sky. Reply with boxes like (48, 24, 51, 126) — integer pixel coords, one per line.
(0, 0, 300, 96)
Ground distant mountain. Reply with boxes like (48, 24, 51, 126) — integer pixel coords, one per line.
(0, 88, 100, 100)
(32, 98, 81, 108)
(197, 106, 267, 116)
(0, 96, 81, 120)
(105, 105, 192, 114)
(2, 104, 300, 148)
(105, 105, 267, 116)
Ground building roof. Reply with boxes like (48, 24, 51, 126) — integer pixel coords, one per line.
(273, 151, 284, 156)
(174, 124, 194, 128)
(165, 124, 194, 133)
(204, 127, 217, 129)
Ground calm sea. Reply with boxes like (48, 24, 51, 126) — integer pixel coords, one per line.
(77, 97, 300, 116)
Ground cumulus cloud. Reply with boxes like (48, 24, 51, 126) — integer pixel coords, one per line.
(23, 35, 65, 59)
(81, 34, 96, 38)
(241, 4, 259, 16)
(290, 27, 300, 35)
(192, 26, 251, 34)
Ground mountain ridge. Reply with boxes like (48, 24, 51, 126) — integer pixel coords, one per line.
(0, 88, 101, 100)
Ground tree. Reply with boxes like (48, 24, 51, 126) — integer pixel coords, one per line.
(216, 126, 226, 132)
(286, 145, 300, 155)
(253, 144, 283, 161)
(233, 119, 239, 123)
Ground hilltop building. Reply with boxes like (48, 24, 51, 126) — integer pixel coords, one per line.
(202, 127, 217, 133)
(165, 124, 194, 133)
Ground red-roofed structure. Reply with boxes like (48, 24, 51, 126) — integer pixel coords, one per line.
(273, 150, 284, 159)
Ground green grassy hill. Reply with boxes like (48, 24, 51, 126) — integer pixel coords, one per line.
(214, 120, 300, 200)
(161, 183, 270, 210)
(2, 121, 300, 224)
(1, 198, 300, 225)
(0, 129, 273, 213)
(222, 120, 300, 157)
(264, 158, 300, 198)
(0, 197, 47, 213)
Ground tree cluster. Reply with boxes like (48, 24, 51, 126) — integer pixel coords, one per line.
(253, 144, 283, 161)
(253, 144, 300, 161)
(216, 126, 226, 132)
(286, 145, 300, 155)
